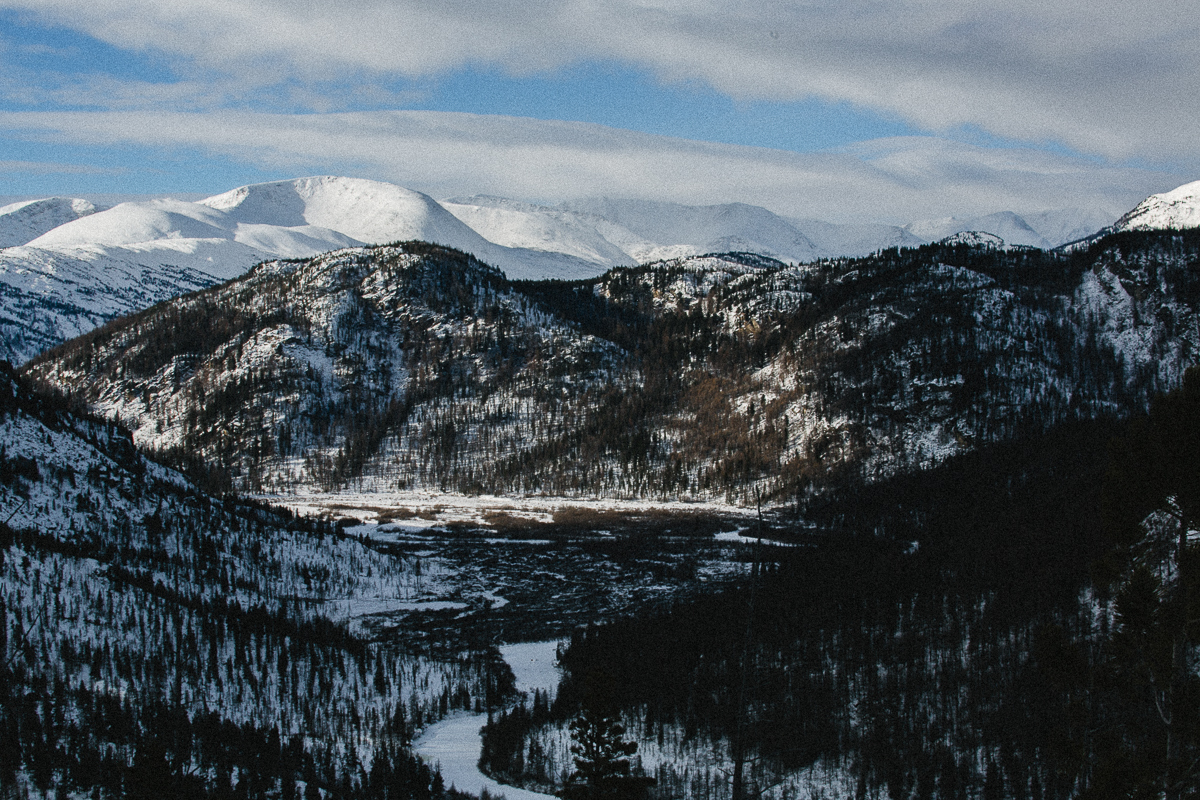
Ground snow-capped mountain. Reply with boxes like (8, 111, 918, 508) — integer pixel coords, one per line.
(1023, 207, 1118, 247)
(202, 175, 484, 252)
(904, 208, 1120, 250)
(28, 196, 361, 266)
(0, 174, 1142, 366)
(0, 196, 99, 247)
(559, 197, 825, 264)
(0, 177, 607, 364)
(452, 196, 1109, 264)
(441, 196, 643, 270)
(784, 217, 927, 257)
(23, 177, 602, 279)
(1108, 179, 1200, 232)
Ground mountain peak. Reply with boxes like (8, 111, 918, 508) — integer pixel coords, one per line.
(939, 231, 1006, 248)
(199, 176, 468, 247)
(1111, 179, 1200, 233)
(26, 198, 235, 248)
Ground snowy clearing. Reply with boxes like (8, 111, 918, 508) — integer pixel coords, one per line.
(273, 490, 759, 529)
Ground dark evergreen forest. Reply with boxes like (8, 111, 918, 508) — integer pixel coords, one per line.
(0, 364, 506, 799)
(481, 380, 1200, 799)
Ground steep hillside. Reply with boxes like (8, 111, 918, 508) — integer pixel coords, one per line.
(0, 363, 496, 797)
(26, 230, 1200, 504)
(26, 241, 627, 495)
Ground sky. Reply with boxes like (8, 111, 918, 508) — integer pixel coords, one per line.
(0, 0, 1197, 224)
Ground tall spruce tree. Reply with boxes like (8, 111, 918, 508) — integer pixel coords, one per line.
(559, 694, 652, 800)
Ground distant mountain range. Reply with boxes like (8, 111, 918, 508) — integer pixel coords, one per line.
(5, 175, 1199, 366)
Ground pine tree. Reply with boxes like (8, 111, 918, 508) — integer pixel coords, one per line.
(559, 705, 652, 800)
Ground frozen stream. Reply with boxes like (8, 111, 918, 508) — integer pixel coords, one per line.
(414, 640, 562, 800)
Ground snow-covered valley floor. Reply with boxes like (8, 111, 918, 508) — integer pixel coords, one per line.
(274, 490, 760, 530)
(259, 491, 767, 647)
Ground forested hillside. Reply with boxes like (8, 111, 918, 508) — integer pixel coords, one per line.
(24, 230, 1200, 505)
(483, 385, 1200, 799)
(0, 364, 503, 798)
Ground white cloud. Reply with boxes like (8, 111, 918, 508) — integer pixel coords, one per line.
(0, 159, 121, 175)
(0, 109, 1180, 223)
(0, 0, 1197, 166)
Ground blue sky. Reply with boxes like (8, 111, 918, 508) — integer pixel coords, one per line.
(0, 0, 1195, 222)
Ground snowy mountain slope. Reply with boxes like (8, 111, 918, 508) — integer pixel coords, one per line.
(0, 193, 371, 364)
(1023, 207, 1117, 247)
(561, 197, 823, 263)
(0, 244, 221, 364)
(27, 231, 1200, 505)
(457, 194, 1109, 263)
(28, 198, 238, 248)
(201, 176, 608, 281)
(29, 194, 365, 261)
(442, 195, 642, 268)
(0, 196, 99, 248)
(786, 216, 925, 257)
(904, 211, 1052, 249)
(452, 195, 932, 263)
(1108, 179, 1200, 232)
(0, 178, 611, 365)
(204, 175, 481, 249)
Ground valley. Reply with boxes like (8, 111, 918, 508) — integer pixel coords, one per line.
(0, 355, 764, 798)
(3, 177, 1200, 799)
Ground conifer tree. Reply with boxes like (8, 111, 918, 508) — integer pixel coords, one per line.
(568, 710, 637, 786)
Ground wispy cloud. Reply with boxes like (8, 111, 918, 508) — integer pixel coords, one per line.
(1, 0, 1196, 167)
(0, 159, 122, 175)
(0, 109, 1178, 222)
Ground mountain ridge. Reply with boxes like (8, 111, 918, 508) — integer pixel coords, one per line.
(6, 175, 1197, 368)
(0, 196, 99, 248)
(25, 228, 1200, 505)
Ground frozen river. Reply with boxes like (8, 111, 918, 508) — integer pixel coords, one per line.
(414, 640, 562, 800)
